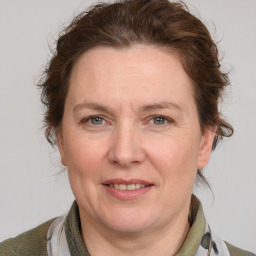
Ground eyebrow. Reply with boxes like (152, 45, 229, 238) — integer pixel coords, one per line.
(139, 102, 182, 112)
(73, 101, 182, 114)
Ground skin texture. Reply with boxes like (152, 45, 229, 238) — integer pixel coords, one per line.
(58, 45, 215, 256)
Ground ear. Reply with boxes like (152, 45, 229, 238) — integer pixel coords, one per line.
(197, 127, 216, 169)
(56, 130, 67, 166)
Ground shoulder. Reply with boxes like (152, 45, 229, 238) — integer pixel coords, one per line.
(225, 241, 256, 256)
(0, 218, 54, 256)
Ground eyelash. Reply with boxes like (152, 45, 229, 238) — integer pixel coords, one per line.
(80, 115, 174, 127)
(148, 115, 173, 125)
(81, 115, 107, 126)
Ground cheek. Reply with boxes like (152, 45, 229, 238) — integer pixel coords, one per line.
(63, 132, 108, 177)
(147, 135, 200, 181)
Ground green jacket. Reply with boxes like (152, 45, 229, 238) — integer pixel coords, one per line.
(0, 200, 255, 256)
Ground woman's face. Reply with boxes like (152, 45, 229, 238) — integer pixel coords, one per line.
(59, 45, 214, 234)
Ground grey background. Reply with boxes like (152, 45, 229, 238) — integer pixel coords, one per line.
(0, 0, 255, 252)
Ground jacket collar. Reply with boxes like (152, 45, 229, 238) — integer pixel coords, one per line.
(64, 196, 206, 256)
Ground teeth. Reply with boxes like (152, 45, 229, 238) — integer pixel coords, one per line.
(109, 183, 148, 191)
(127, 184, 135, 190)
(119, 184, 126, 190)
(135, 184, 141, 189)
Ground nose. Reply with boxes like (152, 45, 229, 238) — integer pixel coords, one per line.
(108, 121, 146, 168)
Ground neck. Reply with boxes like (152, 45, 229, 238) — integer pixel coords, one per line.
(80, 209, 191, 256)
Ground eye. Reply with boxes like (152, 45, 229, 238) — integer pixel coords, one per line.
(91, 116, 104, 125)
(149, 115, 172, 125)
(82, 115, 106, 126)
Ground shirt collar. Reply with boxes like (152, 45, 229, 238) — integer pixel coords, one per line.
(65, 195, 206, 256)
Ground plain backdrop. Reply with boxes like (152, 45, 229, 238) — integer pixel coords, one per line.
(0, 0, 255, 253)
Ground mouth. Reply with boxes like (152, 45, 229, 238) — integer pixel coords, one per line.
(102, 179, 154, 199)
(105, 183, 152, 191)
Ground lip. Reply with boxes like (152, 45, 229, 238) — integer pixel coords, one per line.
(102, 178, 154, 200)
(102, 178, 152, 186)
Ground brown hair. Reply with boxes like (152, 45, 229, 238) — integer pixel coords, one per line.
(38, 0, 233, 185)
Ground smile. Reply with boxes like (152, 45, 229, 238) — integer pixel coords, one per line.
(108, 183, 149, 190)
(102, 179, 154, 199)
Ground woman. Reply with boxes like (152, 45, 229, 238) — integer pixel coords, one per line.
(0, 0, 254, 255)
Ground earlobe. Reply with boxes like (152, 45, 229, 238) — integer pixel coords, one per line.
(197, 128, 216, 170)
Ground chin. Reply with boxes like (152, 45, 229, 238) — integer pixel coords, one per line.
(101, 209, 157, 234)
(106, 221, 152, 234)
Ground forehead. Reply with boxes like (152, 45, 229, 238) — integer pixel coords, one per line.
(68, 45, 195, 110)
(71, 45, 187, 83)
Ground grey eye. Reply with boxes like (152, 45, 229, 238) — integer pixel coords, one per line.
(90, 116, 104, 125)
(153, 116, 167, 125)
